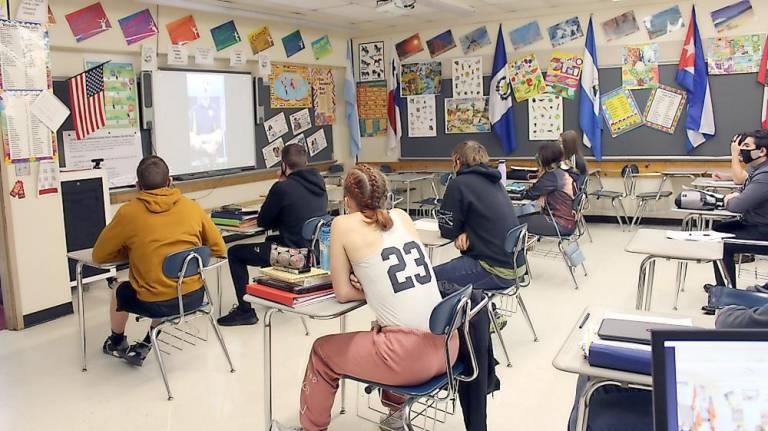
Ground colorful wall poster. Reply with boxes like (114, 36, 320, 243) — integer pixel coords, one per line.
(600, 87, 644, 137)
(282, 30, 305, 58)
(445, 97, 490, 134)
(643, 6, 684, 40)
(622, 44, 659, 89)
(395, 33, 424, 60)
(359, 41, 384, 82)
(707, 34, 764, 75)
(270, 64, 311, 108)
(508, 53, 546, 102)
(643, 85, 686, 134)
(602, 11, 639, 41)
(262, 137, 284, 168)
(248, 26, 274, 54)
(285, 133, 306, 149)
(210, 20, 241, 51)
(400, 61, 442, 97)
(65, 2, 111, 43)
(712, 0, 754, 33)
(289, 109, 312, 135)
(356, 80, 388, 137)
(1, 0, 7, 20)
(426, 30, 456, 58)
(15, 0, 47, 23)
(311, 35, 332, 60)
(264, 113, 288, 142)
(528, 94, 563, 141)
(306, 129, 327, 157)
(509, 21, 543, 50)
(311, 67, 335, 125)
(452, 57, 483, 98)
(407, 95, 436, 137)
(117, 9, 157, 46)
(459, 26, 491, 55)
(545, 51, 583, 100)
(84, 61, 139, 130)
(547, 17, 583, 47)
(166, 15, 199, 45)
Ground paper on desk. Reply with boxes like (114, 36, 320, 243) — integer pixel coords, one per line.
(580, 312, 694, 357)
(30, 91, 70, 131)
(666, 230, 734, 242)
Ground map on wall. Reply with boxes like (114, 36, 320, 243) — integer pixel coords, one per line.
(270, 64, 312, 108)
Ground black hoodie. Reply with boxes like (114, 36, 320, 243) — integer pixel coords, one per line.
(437, 164, 520, 269)
(257, 168, 328, 248)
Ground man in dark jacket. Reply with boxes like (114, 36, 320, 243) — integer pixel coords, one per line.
(218, 143, 328, 326)
(434, 141, 522, 290)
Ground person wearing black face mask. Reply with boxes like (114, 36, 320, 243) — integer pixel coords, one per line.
(706, 129, 768, 290)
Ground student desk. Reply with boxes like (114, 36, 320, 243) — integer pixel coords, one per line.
(385, 172, 437, 214)
(243, 294, 366, 430)
(553, 306, 714, 431)
(671, 207, 739, 231)
(690, 177, 741, 192)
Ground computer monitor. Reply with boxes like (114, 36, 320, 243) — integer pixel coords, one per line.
(652, 329, 768, 431)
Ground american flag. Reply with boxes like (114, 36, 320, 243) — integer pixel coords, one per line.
(68, 63, 106, 139)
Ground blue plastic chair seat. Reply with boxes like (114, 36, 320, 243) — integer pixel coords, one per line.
(345, 362, 465, 397)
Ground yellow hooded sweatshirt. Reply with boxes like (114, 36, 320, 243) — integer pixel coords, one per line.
(93, 187, 226, 302)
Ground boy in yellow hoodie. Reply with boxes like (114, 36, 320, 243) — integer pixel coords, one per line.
(93, 156, 225, 365)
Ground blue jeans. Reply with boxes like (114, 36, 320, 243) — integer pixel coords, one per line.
(567, 375, 652, 431)
(433, 255, 510, 291)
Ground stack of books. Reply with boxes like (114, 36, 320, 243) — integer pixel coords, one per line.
(210, 206, 259, 230)
(246, 267, 335, 308)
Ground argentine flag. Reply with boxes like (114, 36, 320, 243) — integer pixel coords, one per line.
(579, 17, 603, 160)
(489, 24, 517, 154)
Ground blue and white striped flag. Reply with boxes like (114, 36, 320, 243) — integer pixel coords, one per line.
(345, 40, 361, 157)
(579, 17, 603, 160)
(489, 24, 517, 154)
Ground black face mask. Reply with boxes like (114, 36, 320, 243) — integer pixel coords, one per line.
(740, 148, 763, 164)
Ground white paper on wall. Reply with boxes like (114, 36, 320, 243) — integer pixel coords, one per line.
(528, 94, 563, 141)
(452, 57, 483, 98)
(407, 95, 437, 138)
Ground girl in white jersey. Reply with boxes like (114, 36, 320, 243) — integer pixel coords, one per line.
(272, 164, 458, 431)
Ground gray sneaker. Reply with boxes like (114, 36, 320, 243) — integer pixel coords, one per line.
(270, 421, 302, 431)
(380, 410, 406, 431)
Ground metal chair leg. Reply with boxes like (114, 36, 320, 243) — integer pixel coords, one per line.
(673, 262, 684, 310)
(300, 317, 310, 336)
(150, 324, 174, 400)
(580, 216, 593, 243)
(402, 397, 417, 431)
(559, 241, 580, 290)
(516, 294, 538, 342)
(207, 313, 236, 372)
(610, 199, 624, 230)
(487, 299, 512, 367)
(617, 199, 630, 230)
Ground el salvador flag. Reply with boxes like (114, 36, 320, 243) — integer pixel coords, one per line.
(676, 6, 715, 151)
(345, 40, 362, 157)
(579, 17, 603, 160)
(489, 24, 517, 154)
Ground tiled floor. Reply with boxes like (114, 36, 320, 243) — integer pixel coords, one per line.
(0, 224, 748, 430)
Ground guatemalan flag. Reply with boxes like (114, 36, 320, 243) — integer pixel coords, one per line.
(676, 6, 715, 151)
(758, 34, 768, 128)
(489, 24, 517, 154)
(579, 17, 602, 160)
(386, 47, 402, 156)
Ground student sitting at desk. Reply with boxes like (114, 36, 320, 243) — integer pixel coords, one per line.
(94, 156, 226, 365)
(708, 129, 768, 290)
(521, 142, 577, 237)
(218, 143, 328, 326)
(712, 133, 750, 185)
(270, 165, 454, 431)
(434, 141, 523, 290)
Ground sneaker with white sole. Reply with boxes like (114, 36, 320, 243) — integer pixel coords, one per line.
(379, 409, 406, 431)
(270, 421, 302, 431)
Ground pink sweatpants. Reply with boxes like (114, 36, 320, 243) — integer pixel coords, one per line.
(299, 325, 459, 431)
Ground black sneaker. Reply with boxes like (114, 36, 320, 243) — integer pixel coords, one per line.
(703, 283, 717, 294)
(217, 306, 259, 327)
(103, 336, 129, 358)
(125, 341, 152, 367)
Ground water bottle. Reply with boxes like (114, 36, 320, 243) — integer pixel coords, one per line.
(498, 160, 507, 187)
(319, 225, 331, 271)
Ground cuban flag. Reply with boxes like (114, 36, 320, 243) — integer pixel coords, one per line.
(489, 24, 517, 154)
(345, 40, 362, 157)
(758, 34, 768, 128)
(579, 17, 602, 160)
(676, 6, 715, 151)
(386, 47, 402, 156)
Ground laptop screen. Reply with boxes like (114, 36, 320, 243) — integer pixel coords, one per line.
(652, 331, 768, 431)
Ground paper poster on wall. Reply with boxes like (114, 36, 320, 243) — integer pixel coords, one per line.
(306, 129, 327, 157)
(257, 54, 271, 78)
(311, 35, 332, 60)
(452, 57, 482, 98)
(545, 51, 582, 100)
(289, 109, 312, 135)
(600, 87, 644, 137)
(509, 53, 546, 102)
(141, 44, 157, 70)
(285, 133, 306, 149)
(643, 6, 685, 40)
(117, 8, 157, 46)
(509, 21, 543, 50)
(459, 26, 491, 55)
(264, 112, 288, 142)
(15, 0, 47, 23)
(445, 97, 490, 134)
(167, 44, 188, 65)
(9, 180, 26, 198)
(0, 21, 49, 91)
(85, 61, 139, 130)
(29, 90, 69, 131)
(311, 67, 335, 125)
(400, 61, 442, 97)
(47, 5, 55, 24)
(707, 34, 764, 75)
(65, 2, 111, 43)
(262, 137, 284, 168)
(282, 30, 305, 58)
(62, 130, 142, 187)
(528, 94, 563, 141)
(166, 15, 199, 45)
(1, 0, 8, 20)
(1, 90, 54, 163)
(396, 33, 424, 61)
(248, 26, 274, 54)
(426, 30, 456, 58)
(602, 11, 639, 41)
(270, 64, 312, 108)
(547, 17, 583, 47)
(37, 159, 58, 196)
(356, 80, 387, 137)
(229, 48, 246, 66)
(407, 95, 436, 138)
(622, 44, 659, 89)
(195, 47, 214, 65)
(643, 85, 686, 134)
(358, 41, 384, 82)
(712, 0, 753, 33)
(211, 20, 240, 52)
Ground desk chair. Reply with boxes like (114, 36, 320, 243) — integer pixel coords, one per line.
(415, 173, 453, 218)
(348, 285, 479, 431)
(625, 165, 673, 228)
(531, 195, 588, 290)
(587, 168, 630, 230)
(139, 246, 235, 400)
(483, 224, 539, 368)
(574, 175, 593, 243)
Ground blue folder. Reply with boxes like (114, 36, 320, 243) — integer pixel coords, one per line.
(588, 342, 652, 375)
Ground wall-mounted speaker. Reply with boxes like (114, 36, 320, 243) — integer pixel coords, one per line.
(140, 70, 154, 129)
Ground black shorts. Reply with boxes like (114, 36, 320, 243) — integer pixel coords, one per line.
(115, 282, 205, 318)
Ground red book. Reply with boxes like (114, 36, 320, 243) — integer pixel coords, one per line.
(246, 283, 334, 307)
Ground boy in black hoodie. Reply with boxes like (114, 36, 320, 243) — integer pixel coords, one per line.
(434, 141, 522, 290)
(218, 144, 328, 326)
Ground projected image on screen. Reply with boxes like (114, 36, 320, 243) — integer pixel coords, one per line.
(188, 74, 227, 170)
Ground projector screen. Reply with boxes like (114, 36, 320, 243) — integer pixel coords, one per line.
(152, 70, 256, 176)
